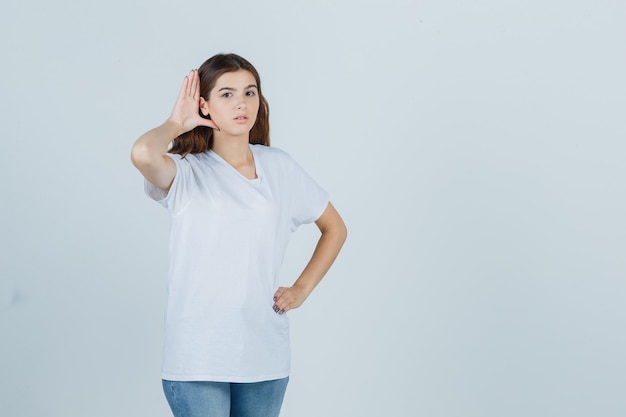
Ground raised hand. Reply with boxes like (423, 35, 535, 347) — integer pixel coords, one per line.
(132, 70, 218, 191)
(169, 70, 219, 133)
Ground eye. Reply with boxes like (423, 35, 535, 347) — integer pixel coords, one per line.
(221, 92, 232, 98)
(246, 91, 256, 97)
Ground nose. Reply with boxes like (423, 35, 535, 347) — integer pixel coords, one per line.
(236, 97, 247, 110)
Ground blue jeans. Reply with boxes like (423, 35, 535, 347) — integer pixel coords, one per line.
(162, 378, 289, 417)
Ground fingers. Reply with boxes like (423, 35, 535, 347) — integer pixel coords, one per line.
(272, 287, 302, 315)
(273, 288, 285, 314)
(178, 72, 190, 101)
(179, 70, 199, 100)
(170, 69, 218, 133)
(186, 70, 216, 129)
(189, 69, 199, 99)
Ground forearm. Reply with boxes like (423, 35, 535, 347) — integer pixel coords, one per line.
(273, 203, 346, 314)
(130, 70, 217, 191)
(131, 119, 184, 165)
(293, 224, 347, 298)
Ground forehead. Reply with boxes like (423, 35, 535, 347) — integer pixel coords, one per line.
(213, 70, 257, 89)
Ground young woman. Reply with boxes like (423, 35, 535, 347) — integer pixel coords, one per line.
(131, 53, 347, 417)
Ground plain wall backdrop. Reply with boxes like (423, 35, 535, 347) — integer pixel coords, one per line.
(1, 1, 624, 416)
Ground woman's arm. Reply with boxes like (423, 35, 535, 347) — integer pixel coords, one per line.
(273, 202, 347, 314)
(131, 120, 183, 191)
(130, 70, 217, 191)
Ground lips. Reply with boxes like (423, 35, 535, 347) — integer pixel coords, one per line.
(234, 114, 249, 123)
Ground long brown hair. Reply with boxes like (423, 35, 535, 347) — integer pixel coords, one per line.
(169, 54, 270, 156)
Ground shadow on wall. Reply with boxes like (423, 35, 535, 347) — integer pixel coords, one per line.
(0, 283, 25, 312)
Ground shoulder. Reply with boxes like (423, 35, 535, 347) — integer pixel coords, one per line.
(166, 151, 212, 166)
(251, 144, 296, 165)
(253, 145, 319, 182)
(252, 144, 290, 158)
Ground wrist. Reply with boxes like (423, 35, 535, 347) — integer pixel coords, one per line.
(292, 280, 314, 298)
(163, 118, 186, 137)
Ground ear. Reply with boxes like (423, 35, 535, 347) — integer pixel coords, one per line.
(199, 97, 210, 117)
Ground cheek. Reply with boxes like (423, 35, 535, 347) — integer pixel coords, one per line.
(251, 100, 261, 115)
(207, 103, 227, 120)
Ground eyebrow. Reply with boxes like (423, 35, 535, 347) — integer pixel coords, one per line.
(218, 84, 258, 92)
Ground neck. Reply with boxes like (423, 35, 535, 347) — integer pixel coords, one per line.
(211, 133, 252, 164)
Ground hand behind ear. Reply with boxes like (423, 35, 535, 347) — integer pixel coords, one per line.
(169, 70, 219, 132)
(198, 96, 220, 131)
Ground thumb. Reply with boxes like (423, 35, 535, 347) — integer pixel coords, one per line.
(196, 116, 220, 131)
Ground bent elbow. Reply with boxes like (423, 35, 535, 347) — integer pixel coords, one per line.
(338, 221, 348, 245)
(130, 142, 153, 169)
(328, 218, 348, 247)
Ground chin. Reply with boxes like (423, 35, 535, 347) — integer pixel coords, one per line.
(223, 128, 253, 138)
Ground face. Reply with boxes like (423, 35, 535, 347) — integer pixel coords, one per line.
(200, 70, 260, 138)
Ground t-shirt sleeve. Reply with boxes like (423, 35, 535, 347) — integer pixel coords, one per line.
(144, 153, 196, 214)
(286, 154, 330, 230)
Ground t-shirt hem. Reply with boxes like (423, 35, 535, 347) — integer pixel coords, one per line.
(161, 371, 290, 383)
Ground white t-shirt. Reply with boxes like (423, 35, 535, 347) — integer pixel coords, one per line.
(145, 144, 329, 382)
